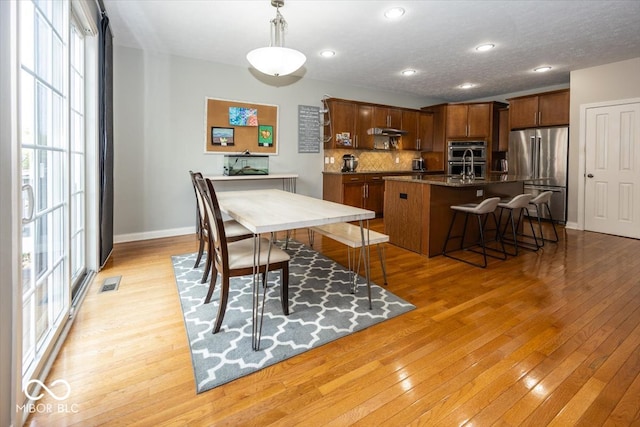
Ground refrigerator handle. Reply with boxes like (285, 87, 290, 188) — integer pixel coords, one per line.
(530, 135, 536, 178)
(537, 136, 542, 178)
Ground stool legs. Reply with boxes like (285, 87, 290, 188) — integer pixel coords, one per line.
(498, 206, 539, 255)
(531, 201, 559, 247)
(442, 211, 506, 268)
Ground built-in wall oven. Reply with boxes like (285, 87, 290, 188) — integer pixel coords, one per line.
(447, 141, 487, 178)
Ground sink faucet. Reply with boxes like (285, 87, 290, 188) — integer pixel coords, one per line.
(461, 148, 475, 179)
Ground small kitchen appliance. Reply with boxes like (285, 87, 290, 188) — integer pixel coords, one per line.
(412, 158, 426, 171)
(341, 154, 358, 172)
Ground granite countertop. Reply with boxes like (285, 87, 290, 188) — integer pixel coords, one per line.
(383, 173, 530, 187)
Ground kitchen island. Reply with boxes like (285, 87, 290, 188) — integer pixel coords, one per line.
(383, 174, 528, 257)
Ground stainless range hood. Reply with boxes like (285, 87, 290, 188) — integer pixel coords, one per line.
(367, 127, 408, 136)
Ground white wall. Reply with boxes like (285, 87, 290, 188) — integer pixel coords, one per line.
(113, 46, 443, 240)
(568, 57, 640, 224)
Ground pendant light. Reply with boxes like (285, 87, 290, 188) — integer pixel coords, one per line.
(246, 0, 306, 77)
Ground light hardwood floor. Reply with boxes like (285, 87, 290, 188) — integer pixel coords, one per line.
(26, 221, 640, 426)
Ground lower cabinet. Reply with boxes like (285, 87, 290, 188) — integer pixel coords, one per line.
(323, 173, 391, 217)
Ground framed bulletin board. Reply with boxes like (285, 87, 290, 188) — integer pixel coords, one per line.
(204, 97, 278, 154)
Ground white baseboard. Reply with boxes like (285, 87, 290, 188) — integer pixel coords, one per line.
(564, 221, 580, 230)
(114, 226, 194, 243)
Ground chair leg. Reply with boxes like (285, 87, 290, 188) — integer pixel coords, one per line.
(194, 234, 205, 269)
(279, 264, 289, 315)
(212, 275, 230, 334)
(201, 241, 213, 283)
(204, 264, 218, 304)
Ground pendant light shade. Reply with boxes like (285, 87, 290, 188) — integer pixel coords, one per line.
(246, 0, 306, 77)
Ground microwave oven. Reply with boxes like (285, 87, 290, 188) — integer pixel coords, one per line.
(447, 141, 487, 161)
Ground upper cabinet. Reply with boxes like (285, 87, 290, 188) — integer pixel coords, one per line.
(508, 89, 570, 129)
(446, 103, 492, 138)
(400, 110, 434, 151)
(374, 106, 402, 129)
(324, 99, 356, 149)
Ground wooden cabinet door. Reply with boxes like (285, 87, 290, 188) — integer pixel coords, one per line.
(418, 112, 434, 151)
(365, 178, 385, 217)
(329, 100, 357, 147)
(343, 182, 364, 208)
(388, 108, 402, 129)
(400, 110, 419, 150)
(538, 90, 569, 126)
(356, 104, 374, 149)
(373, 106, 402, 128)
(509, 96, 539, 129)
(467, 103, 491, 137)
(446, 104, 469, 138)
(497, 108, 510, 152)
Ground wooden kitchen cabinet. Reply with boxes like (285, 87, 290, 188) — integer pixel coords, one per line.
(374, 106, 402, 129)
(401, 110, 434, 151)
(508, 89, 570, 129)
(446, 103, 491, 138)
(324, 99, 356, 148)
(497, 107, 510, 152)
(323, 172, 406, 217)
(355, 104, 376, 150)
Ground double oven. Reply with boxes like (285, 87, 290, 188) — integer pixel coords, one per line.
(447, 141, 487, 178)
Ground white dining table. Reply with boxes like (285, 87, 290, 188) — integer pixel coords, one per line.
(216, 188, 376, 350)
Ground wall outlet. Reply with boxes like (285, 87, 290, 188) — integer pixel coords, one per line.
(395, 156, 400, 164)
(324, 156, 329, 164)
(476, 189, 483, 197)
(330, 157, 334, 164)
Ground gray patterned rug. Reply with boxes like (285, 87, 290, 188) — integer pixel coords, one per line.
(172, 240, 415, 394)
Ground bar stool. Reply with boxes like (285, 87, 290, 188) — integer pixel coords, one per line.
(497, 194, 539, 255)
(528, 191, 559, 247)
(442, 197, 506, 268)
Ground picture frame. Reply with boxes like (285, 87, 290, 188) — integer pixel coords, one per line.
(211, 127, 235, 146)
(229, 107, 258, 126)
(258, 125, 274, 146)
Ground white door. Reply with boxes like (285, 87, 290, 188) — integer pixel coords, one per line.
(584, 102, 640, 238)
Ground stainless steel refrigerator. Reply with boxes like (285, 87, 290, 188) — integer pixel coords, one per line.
(508, 127, 569, 223)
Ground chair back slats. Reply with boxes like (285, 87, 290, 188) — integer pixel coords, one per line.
(194, 176, 230, 273)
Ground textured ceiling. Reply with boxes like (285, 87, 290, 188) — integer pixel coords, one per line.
(103, 0, 640, 102)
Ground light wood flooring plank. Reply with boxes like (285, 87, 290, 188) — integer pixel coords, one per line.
(24, 223, 640, 426)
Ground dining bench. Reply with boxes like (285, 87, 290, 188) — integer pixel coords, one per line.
(308, 222, 389, 289)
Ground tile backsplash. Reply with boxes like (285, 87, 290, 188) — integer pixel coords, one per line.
(323, 149, 443, 173)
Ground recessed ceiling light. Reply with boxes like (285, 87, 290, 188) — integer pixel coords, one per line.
(320, 50, 335, 58)
(384, 7, 405, 19)
(401, 69, 416, 76)
(459, 83, 475, 89)
(475, 43, 495, 52)
(534, 66, 552, 72)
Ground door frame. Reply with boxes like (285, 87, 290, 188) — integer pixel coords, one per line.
(577, 97, 640, 231)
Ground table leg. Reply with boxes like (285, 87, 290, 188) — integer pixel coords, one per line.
(251, 233, 274, 351)
(358, 220, 372, 309)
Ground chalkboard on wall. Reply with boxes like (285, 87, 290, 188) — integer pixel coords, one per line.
(297, 105, 320, 153)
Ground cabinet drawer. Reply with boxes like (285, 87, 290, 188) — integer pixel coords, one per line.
(341, 174, 365, 184)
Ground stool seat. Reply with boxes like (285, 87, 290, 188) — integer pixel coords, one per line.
(497, 193, 539, 255)
(451, 197, 500, 215)
(498, 193, 533, 209)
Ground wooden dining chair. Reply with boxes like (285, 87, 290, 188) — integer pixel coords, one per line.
(195, 176, 290, 334)
(189, 171, 252, 283)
